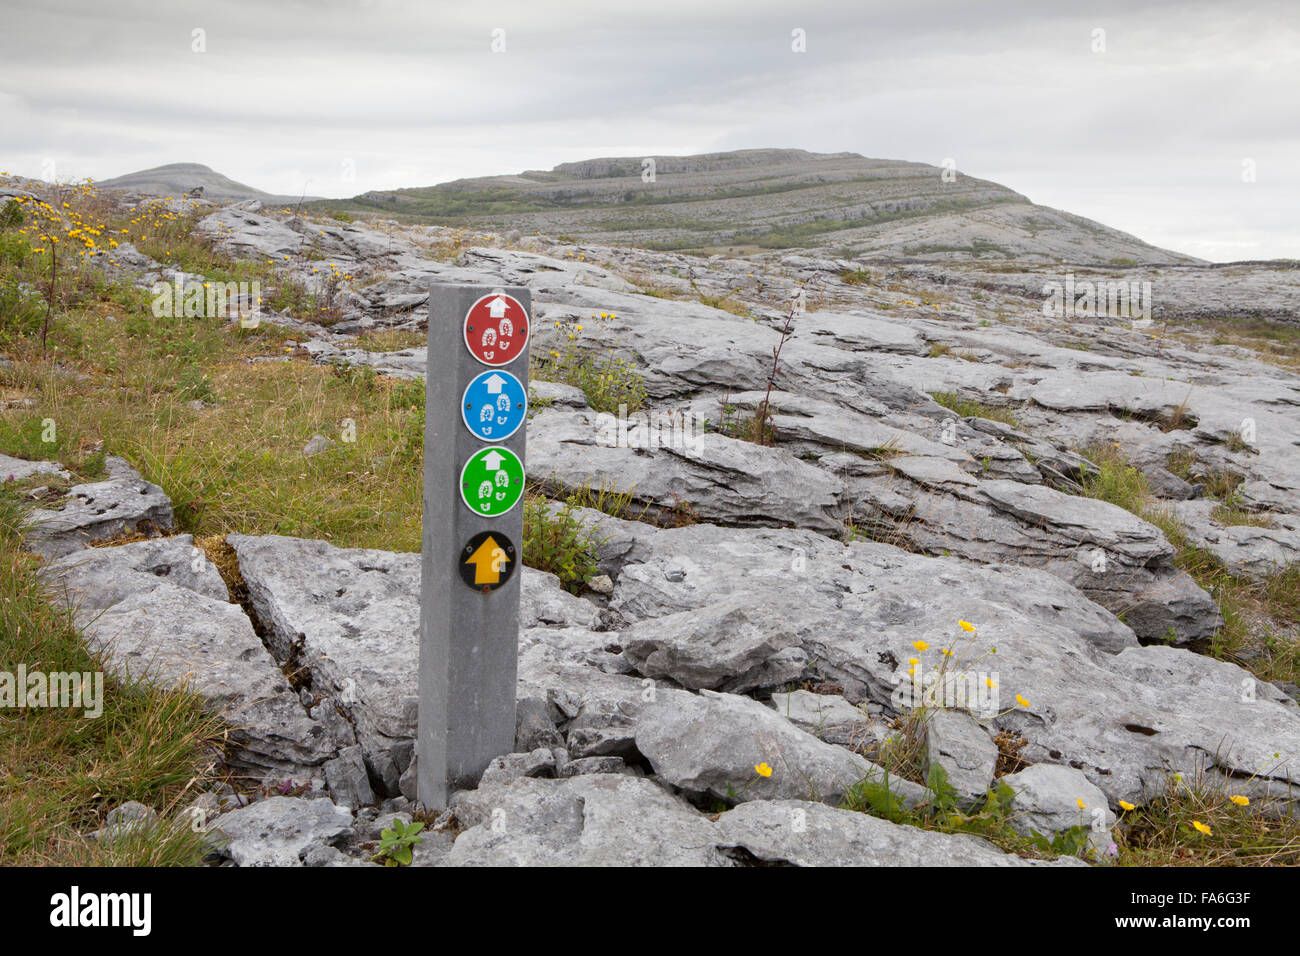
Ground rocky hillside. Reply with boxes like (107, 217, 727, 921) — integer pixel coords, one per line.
(98, 162, 319, 204)
(1, 173, 1298, 867)
(321, 148, 1199, 264)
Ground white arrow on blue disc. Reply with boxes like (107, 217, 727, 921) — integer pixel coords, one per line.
(461, 368, 528, 441)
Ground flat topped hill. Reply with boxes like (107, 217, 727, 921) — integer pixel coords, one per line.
(99, 162, 319, 204)
(317, 148, 1198, 264)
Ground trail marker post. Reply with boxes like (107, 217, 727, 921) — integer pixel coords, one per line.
(418, 284, 530, 807)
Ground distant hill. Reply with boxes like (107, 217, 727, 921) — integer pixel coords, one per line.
(307, 148, 1198, 264)
(98, 163, 319, 204)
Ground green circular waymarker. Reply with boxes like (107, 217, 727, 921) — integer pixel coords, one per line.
(459, 446, 525, 517)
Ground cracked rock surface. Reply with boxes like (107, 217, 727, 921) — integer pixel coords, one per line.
(9, 192, 1299, 866)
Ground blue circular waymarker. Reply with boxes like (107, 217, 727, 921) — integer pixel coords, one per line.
(461, 369, 528, 442)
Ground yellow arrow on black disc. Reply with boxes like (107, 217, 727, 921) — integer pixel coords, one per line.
(467, 536, 508, 584)
(460, 531, 516, 592)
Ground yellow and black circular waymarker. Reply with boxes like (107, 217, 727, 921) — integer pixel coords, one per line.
(459, 530, 517, 594)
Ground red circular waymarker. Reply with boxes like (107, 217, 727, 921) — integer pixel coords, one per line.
(464, 292, 530, 366)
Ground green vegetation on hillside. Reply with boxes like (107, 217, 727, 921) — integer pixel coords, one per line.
(0, 486, 227, 865)
(1074, 441, 1299, 679)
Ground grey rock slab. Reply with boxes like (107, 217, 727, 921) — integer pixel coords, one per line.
(479, 747, 557, 785)
(324, 745, 377, 809)
(1001, 763, 1116, 855)
(514, 696, 564, 752)
(769, 690, 870, 738)
(302, 434, 333, 457)
(301, 339, 428, 380)
(1142, 465, 1196, 500)
(559, 756, 629, 777)
(89, 801, 159, 843)
(213, 796, 355, 867)
(528, 405, 845, 534)
(39, 534, 228, 628)
(685, 389, 962, 464)
(531, 291, 793, 399)
(302, 844, 380, 867)
(0, 453, 69, 482)
(635, 689, 927, 807)
(887, 454, 980, 488)
(228, 532, 424, 772)
(398, 756, 419, 804)
(26, 457, 174, 559)
(448, 774, 725, 866)
(604, 520, 1135, 654)
(714, 800, 1083, 867)
(798, 310, 929, 355)
(924, 708, 999, 806)
(408, 829, 456, 866)
(1171, 498, 1300, 578)
(622, 595, 806, 693)
(84, 583, 341, 775)
(196, 208, 315, 260)
(228, 534, 600, 779)
(585, 517, 1300, 810)
(529, 379, 589, 408)
(459, 246, 640, 295)
(517, 655, 693, 760)
(448, 773, 1077, 866)
(1021, 368, 1300, 523)
(854, 473, 1222, 643)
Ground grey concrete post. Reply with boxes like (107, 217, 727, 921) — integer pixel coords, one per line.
(418, 283, 529, 808)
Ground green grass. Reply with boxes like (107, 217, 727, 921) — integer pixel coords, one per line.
(1116, 772, 1300, 866)
(0, 317, 430, 550)
(696, 291, 749, 316)
(0, 182, 671, 864)
(353, 329, 426, 352)
(844, 707, 1300, 866)
(521, 494, 600, 593)
(929, 391, 1019, 428)
(1193, 315, 1300, 371)
(1211, 501, 1274, 528)
(713, 400, 776, 445)
(1165, 449, 1246, 501)
(842, 765, 1096, 862)
(0, 487, 227, 865)
(1077, 441, 1150, 515)
(531, 348, 647, 415)
(0, 186, 636, 576)
(1074, 442, 1300, 679)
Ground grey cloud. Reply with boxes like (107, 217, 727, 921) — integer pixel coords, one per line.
(0, 0, 1295, 260)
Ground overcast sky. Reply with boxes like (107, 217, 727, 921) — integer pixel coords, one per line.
(1, 0, 1296, 261)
